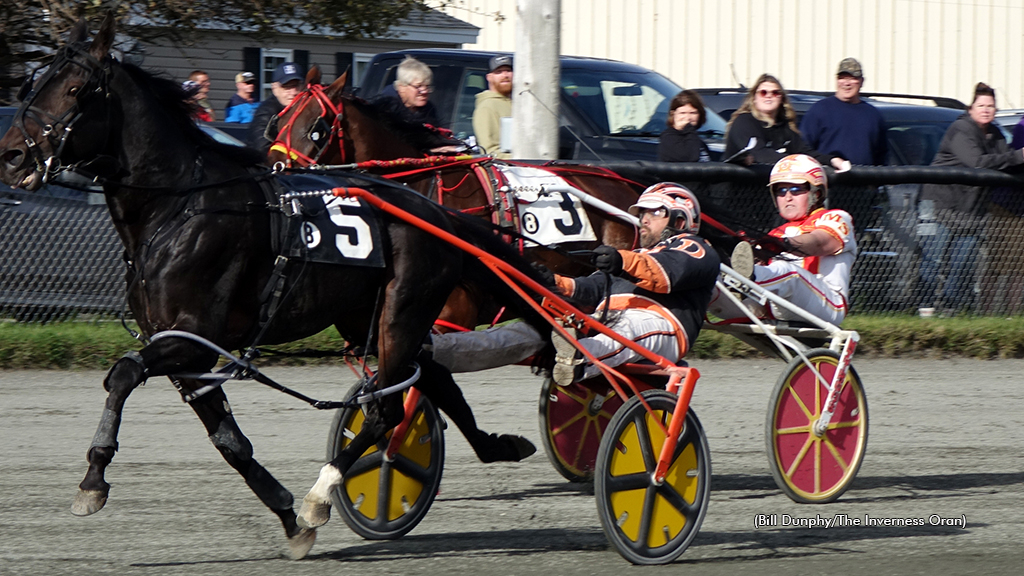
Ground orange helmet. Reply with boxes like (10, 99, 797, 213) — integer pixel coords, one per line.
(769, 154, 827, 208)
(628, 183, 701, 234)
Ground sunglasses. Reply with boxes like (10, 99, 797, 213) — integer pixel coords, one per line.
(773, 184, 810, 197)
(406, 83, 433, 94)
(640, 207, 669, 218)
(757, 89, 783, 98)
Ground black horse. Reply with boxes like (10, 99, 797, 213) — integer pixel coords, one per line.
(0, 14, 547, 558)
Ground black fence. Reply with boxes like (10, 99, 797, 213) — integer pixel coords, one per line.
(2, 162, 1024, 322)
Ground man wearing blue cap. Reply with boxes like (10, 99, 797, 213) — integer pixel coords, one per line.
(472, 55, 513, 159)
(247, 62, 305, 156)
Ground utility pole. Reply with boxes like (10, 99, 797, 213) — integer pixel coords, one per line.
(511, 0, 561, 160)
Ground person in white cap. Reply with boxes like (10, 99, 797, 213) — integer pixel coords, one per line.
(709, 154, 857, 326)
(472, 55, 514, 159)
(425, 183, 720, 386)
(225, 71, 258, 123)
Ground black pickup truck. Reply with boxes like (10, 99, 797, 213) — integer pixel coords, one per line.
(357, 49, 726, 161)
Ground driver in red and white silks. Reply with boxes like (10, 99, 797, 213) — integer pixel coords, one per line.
(709, 154, 857, 325)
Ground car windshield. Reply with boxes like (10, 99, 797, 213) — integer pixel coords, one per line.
(560, 68, 726, 137)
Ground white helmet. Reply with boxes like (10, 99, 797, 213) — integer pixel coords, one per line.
(769, 154, 827, 209)
(628, 183, 701, 234)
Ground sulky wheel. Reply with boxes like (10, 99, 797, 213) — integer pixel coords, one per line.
(766, 348, 868, 504)
(327, 385, 445, 539)
(538, 376, 625, 482)
(594, 390, 711, 565)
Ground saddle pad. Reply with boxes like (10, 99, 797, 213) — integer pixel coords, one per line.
(499, 165, 597, 247)
(278, 174, 385, 268)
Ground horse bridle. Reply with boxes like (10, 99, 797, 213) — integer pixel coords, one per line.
(11, 41, 114, 183)
(268, 84, 346, 168)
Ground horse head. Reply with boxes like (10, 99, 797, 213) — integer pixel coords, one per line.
(0, 12, 117, 191)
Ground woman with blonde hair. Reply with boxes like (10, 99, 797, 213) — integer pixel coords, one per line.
(724, 73, 846, 169)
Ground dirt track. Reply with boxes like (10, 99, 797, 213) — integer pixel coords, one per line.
(1, 359, 1022, 575)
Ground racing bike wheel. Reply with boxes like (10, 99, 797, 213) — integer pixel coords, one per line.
(766, 348, 868, 504)
(595, 390, 711, 565)
(538, 376, 625, 482)
(327, 384, 445, 539)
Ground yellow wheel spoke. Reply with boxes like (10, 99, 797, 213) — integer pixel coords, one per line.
(823, 437, 851, 471)
(785, 382, 816, 420)
(551, 410, 587, 436)
(814, 439, 822, 493)
(784, 435, 815, 478)
(571, 417, 593, 466)
(828, 419, 862, 429)
(559, 387, 592, 406)
(775, 425, 811, 435)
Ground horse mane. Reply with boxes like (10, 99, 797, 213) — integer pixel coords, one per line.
(119, 63, 265, 166)
(346, 93, 463, 152)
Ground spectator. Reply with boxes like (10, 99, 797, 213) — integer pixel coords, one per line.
(225, 71, 258, 124)
(1012, 116, 1024, 150)
(724, 74, 848, 170)
(800, 58, 888, 166)
(658, 90, 711, 163)
(246, 62, 304, 157)
(472, 55, 513, 159)
(708, 154, 856, 326)
(186, 70, 215, 122)
(370, 56, 440, 126)
(918, 82, 1024, 316)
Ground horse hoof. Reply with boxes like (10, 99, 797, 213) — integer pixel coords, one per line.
(71, 489, 108, 516)
(297, 497, 332, 529)
(286, 528, 316, 560)
(503, 434, 538, 461)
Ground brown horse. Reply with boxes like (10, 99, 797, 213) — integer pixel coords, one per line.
(267, 67, 645, 288)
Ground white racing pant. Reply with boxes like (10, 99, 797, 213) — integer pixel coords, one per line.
(429, 310, 682, 375)
(708, 260, 847, 325)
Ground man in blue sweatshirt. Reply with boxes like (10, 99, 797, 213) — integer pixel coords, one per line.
(800, 58, 888, 166)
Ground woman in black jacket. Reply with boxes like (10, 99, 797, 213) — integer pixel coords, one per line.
(724, 74, 846, 170)
(658, 90, 711, 162)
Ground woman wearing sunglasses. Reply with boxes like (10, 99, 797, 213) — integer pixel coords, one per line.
(724, 74, 848, 170)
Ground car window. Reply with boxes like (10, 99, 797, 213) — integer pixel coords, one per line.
(886, 122, 949, 166)
(560, 68, 726, 137)
(451, 69, 487, 140)
(0, 111, 13, 136)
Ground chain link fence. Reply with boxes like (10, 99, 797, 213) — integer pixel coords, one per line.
(2, 163, 1023, 322)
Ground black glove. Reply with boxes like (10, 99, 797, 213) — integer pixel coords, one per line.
(531, 262, 556, 287)
(592, 245, 624, 276)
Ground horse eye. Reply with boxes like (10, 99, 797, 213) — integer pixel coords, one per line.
(68, 86, 80, 96)
(310, 131, 322, 142)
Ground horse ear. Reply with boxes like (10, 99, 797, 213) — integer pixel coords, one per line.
(326, 68, 349, 97)
(306, 65, 322, 86)
(69, 18, 88, 43)
(88, 11, 116, 61)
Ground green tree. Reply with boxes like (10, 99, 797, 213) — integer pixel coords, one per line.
(0, 0, 423, 104)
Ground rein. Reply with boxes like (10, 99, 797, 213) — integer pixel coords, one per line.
(269, 84, 345, 167)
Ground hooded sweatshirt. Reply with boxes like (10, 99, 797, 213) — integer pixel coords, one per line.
(472, 90, 512, 159)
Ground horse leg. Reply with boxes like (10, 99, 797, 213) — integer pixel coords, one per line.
(189, 387, 316, 560)
(72, 340, 217, 516)
(72, 351, 148, 516)
(414, 353, 536, 463)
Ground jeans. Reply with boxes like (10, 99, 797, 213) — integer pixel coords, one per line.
(918, 220, 978, 311)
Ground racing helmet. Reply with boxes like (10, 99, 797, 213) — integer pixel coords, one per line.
(628, 182, 701, 234)
(769, 154, 827, 209)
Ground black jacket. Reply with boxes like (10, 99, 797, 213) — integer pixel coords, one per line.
(724, 113, 834, 165)
(920, 114, 1024, 215)
(658, 124, 710, 162)
(247, 97, 285, 157)
(370, 85, 440, 127)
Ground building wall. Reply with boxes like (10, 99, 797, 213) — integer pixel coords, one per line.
(140, 33, 465, 120)
(433, 0, 1024, 109)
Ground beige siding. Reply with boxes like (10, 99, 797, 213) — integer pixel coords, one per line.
(433, 0, 1024, 108)
(142, 33, 465, 120)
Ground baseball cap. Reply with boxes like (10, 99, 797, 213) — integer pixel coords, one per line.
(488, 55, 513, 72)
(837, 57, 863, 78)
(235, 71, 256, 84)
(272, 62, 303, 84)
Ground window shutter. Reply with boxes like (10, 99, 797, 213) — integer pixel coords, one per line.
(335, 52, 353, 83)
(243, 47, 261, 94)
(294, 50, 310, 78)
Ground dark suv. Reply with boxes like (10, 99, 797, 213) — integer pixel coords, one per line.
(358, 49, 727, 161)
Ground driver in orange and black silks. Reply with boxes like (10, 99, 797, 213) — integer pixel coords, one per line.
(424, 183, 719, 383)
(543, 183, 720, 384)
